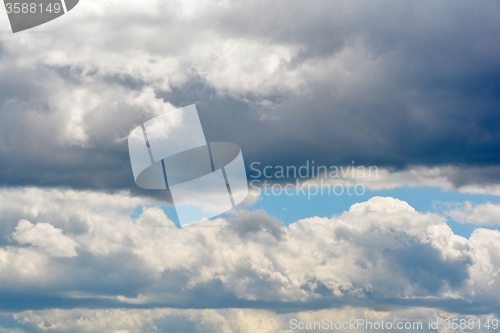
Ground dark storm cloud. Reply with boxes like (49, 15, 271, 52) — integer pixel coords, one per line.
(0, 0, 499, 192)
(195, 1, 500, 167)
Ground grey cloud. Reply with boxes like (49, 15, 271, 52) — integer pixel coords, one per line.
(385, 243, 471, 294)
(222, 209, 284, 241)
(0, 0, 499, 192)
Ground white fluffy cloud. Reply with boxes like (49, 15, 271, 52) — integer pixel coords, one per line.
(0, 187, 499, 311)
(12, 219, 79, 257)
(447, 202, 500, 225)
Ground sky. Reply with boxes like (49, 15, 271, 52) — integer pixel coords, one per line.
(0, 0, 500, 332)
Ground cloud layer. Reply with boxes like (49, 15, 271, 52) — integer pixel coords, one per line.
(0, 0, 499, 193)
(1, 1, 500, 332)
(4, 306, 500, 333)
(448, 201, 500, 226)
(0, 188, 499, 317)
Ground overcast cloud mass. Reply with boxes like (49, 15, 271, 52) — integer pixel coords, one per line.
(0, 0, 499, 190)
(0, 0, 499, 332)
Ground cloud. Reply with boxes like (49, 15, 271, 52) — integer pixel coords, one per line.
(301, 165, 500, 196)
(6, 306, 500, 333)
(0, 1, 500, 330)
(0, 0, 499, 192)
(9, 308, 284, 333)
(0, 187, 498, 315)
(0, 247, 51, 288)
(0, 187, 152, 247)
(12, 219, 79, 257)
(447, 202, 500, 225)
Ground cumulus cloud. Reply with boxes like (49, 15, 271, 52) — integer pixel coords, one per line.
(447, 202, 500, 225)
(0, 187, 152, 247)
(0, 247, 51, 288)
(12, 219, 79, 257)
(0, 187, 498, 316)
